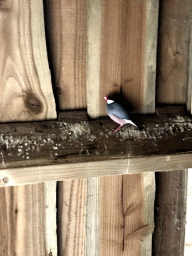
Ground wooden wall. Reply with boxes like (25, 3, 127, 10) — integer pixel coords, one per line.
(43, 0, 158, 255)
(44, 0, 158, 115)
(0, 0, 189, 255)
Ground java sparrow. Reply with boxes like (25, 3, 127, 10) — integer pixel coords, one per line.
(104, 96, 138, 133)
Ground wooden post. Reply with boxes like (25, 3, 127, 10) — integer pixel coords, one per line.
(0, 0, 57, 255)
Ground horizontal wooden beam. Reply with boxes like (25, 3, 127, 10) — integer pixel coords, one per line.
(0, 153, 191, 187)
(0, 106, 191, 186)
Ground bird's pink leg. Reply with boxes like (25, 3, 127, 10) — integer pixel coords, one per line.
(112, 124, 123, 133)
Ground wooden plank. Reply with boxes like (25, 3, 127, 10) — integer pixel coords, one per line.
(0, 0, 56, 121)
(142, 0, 159, 113)
(57, 179, 87, 255)
(142, 173, 155, 255)
(0, 183, 57, 255)
(85, 177, 100, 256)
(153, 170, 187, 255)
(187, 3, 192, 112)
(99, 0, 158, 115)
(0, 1, 57, 255)
(0, 153, 191, 187)
(43, 0, 87, 110)
(0, 107, 191, 169)
(156, 0, 190, 104)
(100, 173, 154, 255)
(87, 0, 103, 117)
(185, 169, 192, 255)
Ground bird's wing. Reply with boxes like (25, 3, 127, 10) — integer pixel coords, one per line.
(107, 102, 130, 120)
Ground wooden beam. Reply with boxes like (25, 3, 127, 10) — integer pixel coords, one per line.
(0, 107, 191, 168)
(0, 153, 191, 187)
(0, 107, 190, 185)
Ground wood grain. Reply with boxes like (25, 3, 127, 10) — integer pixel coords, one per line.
(156, 0, 190, 104)
(153, 170, 187, 256)
(57, 179, 87, 255)
(0, 1, 57, 255)
(100, 0, 158, 115)
(0, 0, 56, 121)
(44, 0, 87, 110)
(100, 174, 154, 255)
(0, 107, 191, 169)
(0, 153, 191, 187)
(86, 177, 100, 256)
(185, 169, 192, 255)
(142, 0, 159, 113)
(187, 2, 192, 113)
(0, 183, 57, 255)
(86, 0, 103, 117)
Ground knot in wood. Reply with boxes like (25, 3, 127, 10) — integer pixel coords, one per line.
(24, 92, 43, 115)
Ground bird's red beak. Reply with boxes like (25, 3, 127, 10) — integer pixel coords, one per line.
(104, 96, 108, 101)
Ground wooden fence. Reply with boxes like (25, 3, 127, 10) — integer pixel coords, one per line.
(0, 0, 191, 255)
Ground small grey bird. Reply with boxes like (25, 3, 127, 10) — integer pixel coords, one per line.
(104, 96, 138, 133)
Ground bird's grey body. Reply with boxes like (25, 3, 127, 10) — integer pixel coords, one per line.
(104, 96, 137, 132)
(106, 101, 131, 121)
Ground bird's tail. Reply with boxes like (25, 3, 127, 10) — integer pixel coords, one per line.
(125, 120, 138, 127)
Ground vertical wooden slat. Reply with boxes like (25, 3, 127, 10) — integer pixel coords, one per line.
(99, 0, 158, 115)
(185, 169, 192, 255)
(44, 0, 87, 110)
(0, 0, 56, 121)
(142, 0, 159, 113)
(100, 174, 155, 255)
(57, 179, 87, 255)
(187, 3, 192, 112)
(153, 170, 187, 256)
(86, 177, 100, 256)
(100, 176, 123, 254)
(142, 173, 155, 256)
(0, 0, 57, 255)
(86, 0, 103, 117)
(0, 183, 57, 255)
(156, 0, 190, 104)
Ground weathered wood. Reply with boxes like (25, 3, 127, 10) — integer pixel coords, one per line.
(100, 173, 154, 255)
(142, 0, 159, 113)
(0, 154, 191, 187)
(86, 177, 100, 256)
(0, 183, 57, 255)
(185, 169, 192, 255)
(156, 0, 190, 104)
(100, 0, 158, 115)
(0, 1, 57, 255)
(86, 0, 103, 117)
(0, 107, 191, 169)
(187, 3, 192, 112)
(142, 173, 155, 256)
(57, 179, 87, 255)
(153, 170, 187, 256)
(0, 0, 56, 121)
(44, 0, 87, 110)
